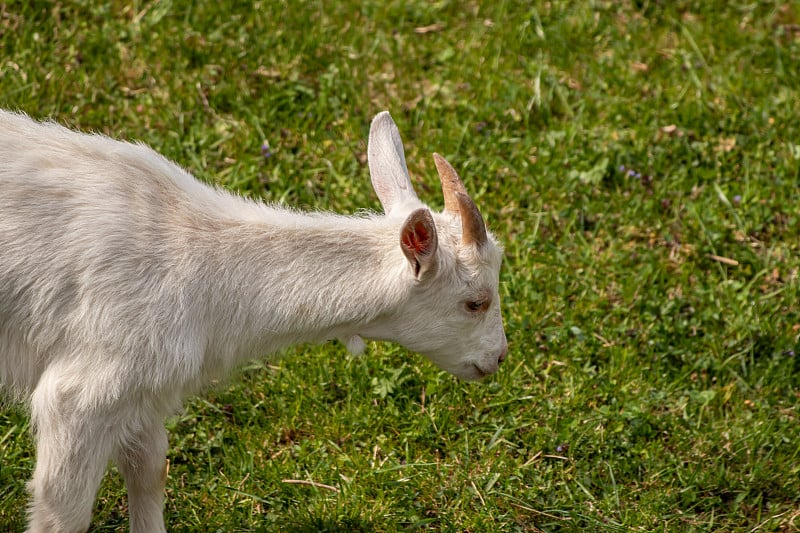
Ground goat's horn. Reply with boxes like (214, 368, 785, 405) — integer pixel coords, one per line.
(433, 153, 488, 247)
(433, 153, 466, 214)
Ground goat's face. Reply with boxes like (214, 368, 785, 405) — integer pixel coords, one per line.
(366, 111, 508, 380)
(394, 222, 508, 381)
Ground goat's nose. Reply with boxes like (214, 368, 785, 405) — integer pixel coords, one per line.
(498, 342, 508, 364)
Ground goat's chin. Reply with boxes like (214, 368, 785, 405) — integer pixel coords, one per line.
(449, 362, 497, 381)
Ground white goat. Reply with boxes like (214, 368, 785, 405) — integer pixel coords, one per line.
(0, 110, 507, 533)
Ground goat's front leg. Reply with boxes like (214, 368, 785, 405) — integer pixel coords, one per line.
(26, 376, 118, 533)
(113, 419, 169, 533)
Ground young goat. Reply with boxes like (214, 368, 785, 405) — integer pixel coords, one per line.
(0, 110, 507, 533)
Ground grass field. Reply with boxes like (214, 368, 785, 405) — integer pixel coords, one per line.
(2, 1, 800, 531)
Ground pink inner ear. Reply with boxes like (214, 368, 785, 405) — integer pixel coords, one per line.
(402, 222, 431, 255)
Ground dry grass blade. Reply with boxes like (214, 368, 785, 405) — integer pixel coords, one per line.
(281, 479, 340, 493)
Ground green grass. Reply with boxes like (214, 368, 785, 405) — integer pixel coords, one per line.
(2, 1, 800, 531)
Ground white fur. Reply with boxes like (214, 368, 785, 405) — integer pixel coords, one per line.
(0, 110, 507, 532)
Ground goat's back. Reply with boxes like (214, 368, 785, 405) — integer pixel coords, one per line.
(0, 111, 223, 396)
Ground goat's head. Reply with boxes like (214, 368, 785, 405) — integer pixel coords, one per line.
(364, 111, 507, 381)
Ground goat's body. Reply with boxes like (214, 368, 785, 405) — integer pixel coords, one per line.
(0, 111, 401, 403)
(0, 110, 506, 532)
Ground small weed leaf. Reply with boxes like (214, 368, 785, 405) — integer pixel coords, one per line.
(371, 365, 410, 399)
(569, 156, 609, 185)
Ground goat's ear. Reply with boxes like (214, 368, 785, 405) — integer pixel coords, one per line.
(368, 111, 419, 214)
(400, 208, 438, 280)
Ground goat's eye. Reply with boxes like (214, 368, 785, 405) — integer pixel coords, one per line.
(465, 300, 490, 313)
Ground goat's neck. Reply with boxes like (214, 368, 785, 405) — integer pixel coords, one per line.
(201, 214, 405, 363)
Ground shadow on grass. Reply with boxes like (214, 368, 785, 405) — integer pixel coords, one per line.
(275, 516, 376, 533)
(85, 515, 377, 533)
